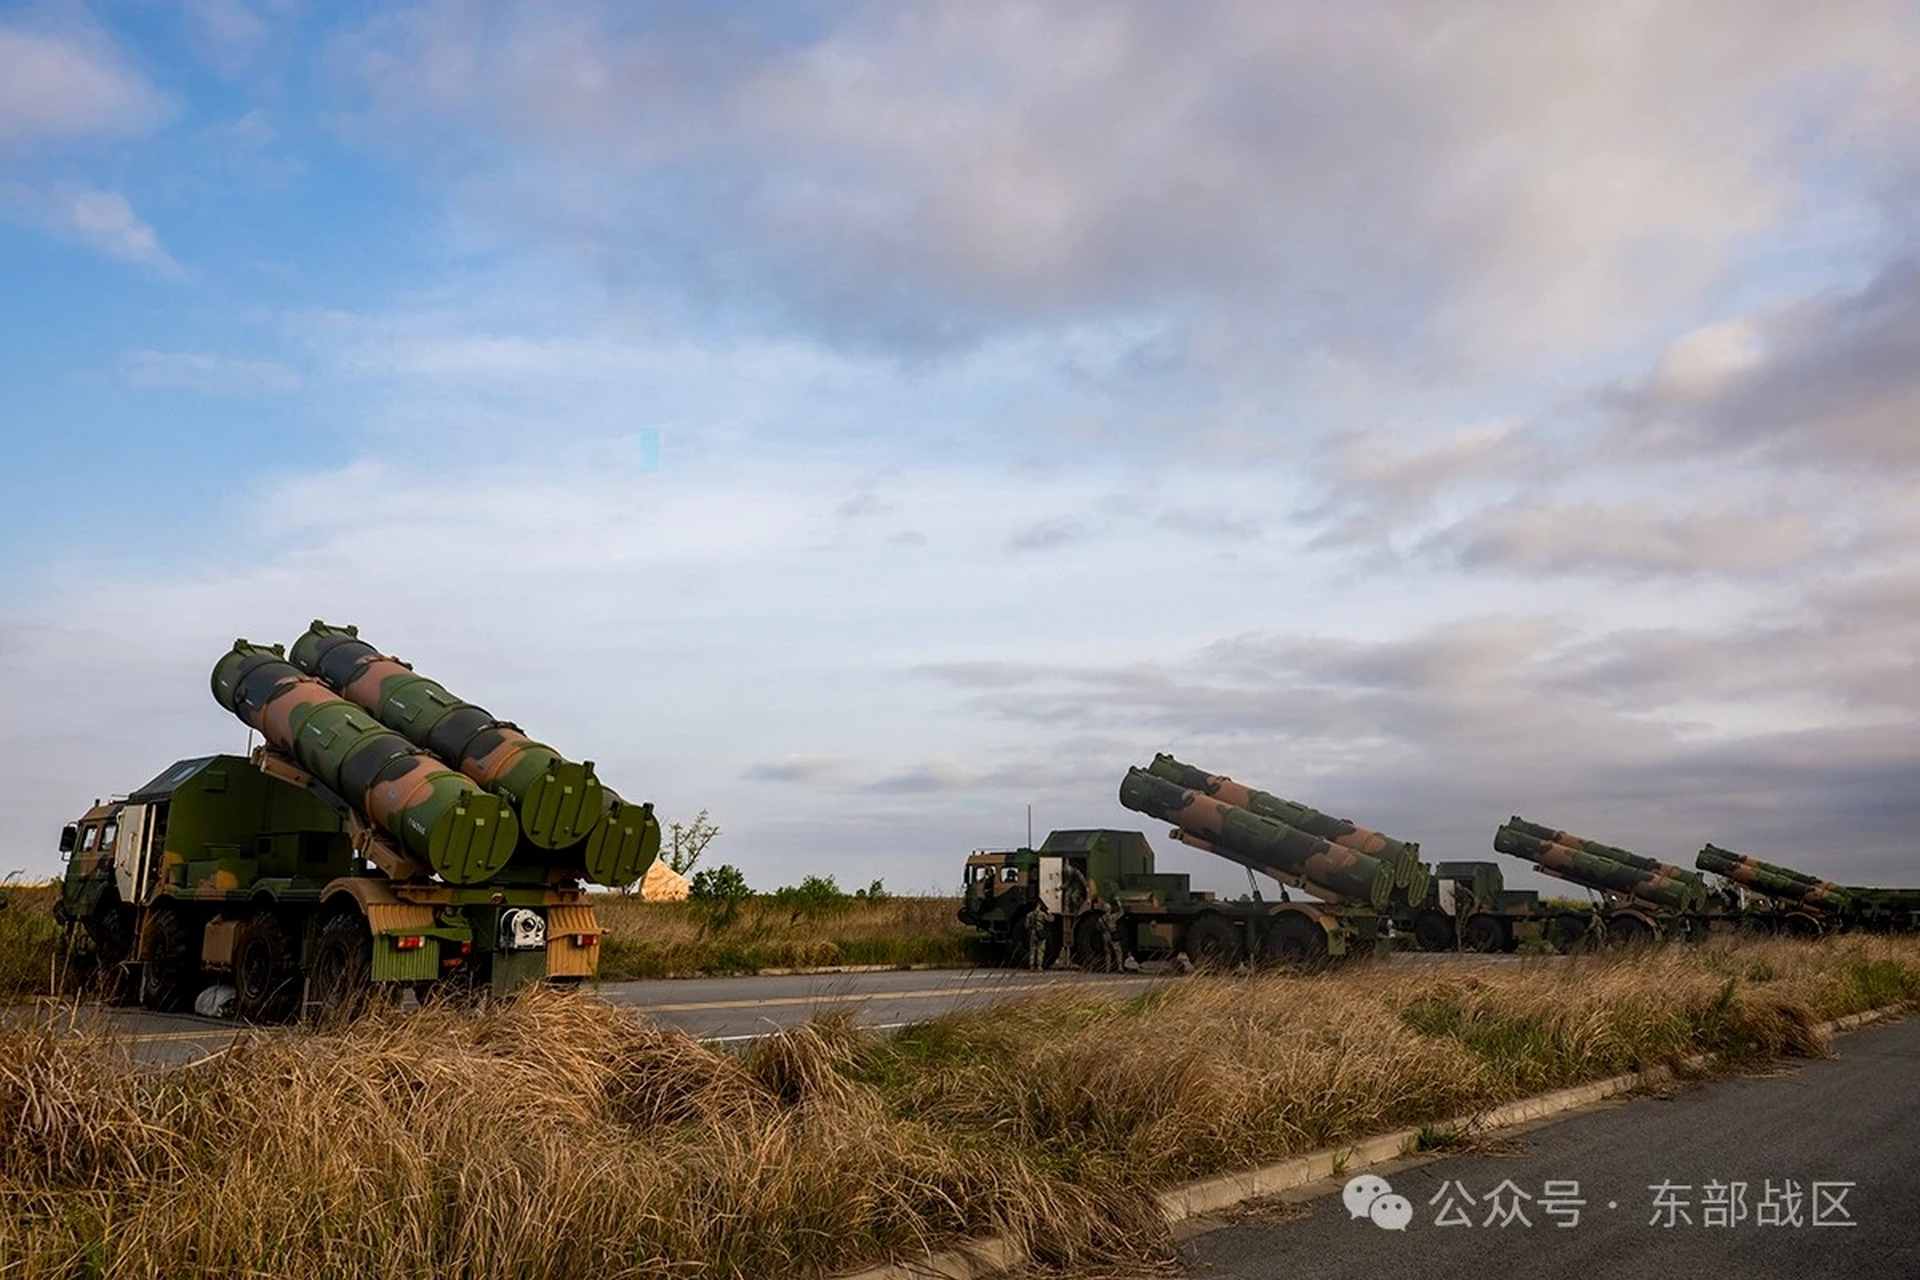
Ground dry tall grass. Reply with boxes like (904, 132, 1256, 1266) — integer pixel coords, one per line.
(0, 935, 1912, 1277)
(594, 895, 975, 979)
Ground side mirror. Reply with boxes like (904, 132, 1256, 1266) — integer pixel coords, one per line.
(59, 825, 77, 855)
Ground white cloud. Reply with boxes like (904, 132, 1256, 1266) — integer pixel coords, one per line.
(0, 25, 166, 150)
(337, 1, 1920, 367)
(49, 187, 181, 272)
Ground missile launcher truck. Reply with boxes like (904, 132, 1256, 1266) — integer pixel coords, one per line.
(55, 622, 660, 1022)
(1493, 817, 1720, 945)
(1695, 844, 1920, 936)
(962, 755, 1435, 968)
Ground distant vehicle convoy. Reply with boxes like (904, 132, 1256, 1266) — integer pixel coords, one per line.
(56, 621, 659, 1021)
(959, 753, 1920, 968)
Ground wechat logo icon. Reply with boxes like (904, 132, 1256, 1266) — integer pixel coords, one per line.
(1344, 1174, 1414, 1231)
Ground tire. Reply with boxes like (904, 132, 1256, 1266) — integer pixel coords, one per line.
(309, 913, 381, 1025)
(1261, 914, 1328, 968)
(1184, 914, 1242, 970)
(140, 905, 198, 1013)
(1412, 910, 1455, 952)
(1604, 914, 1657, 948)
(1464, 914, 1508, 954)
(1783, 913, 1821, 939)
(1072, 914, 1108, 971)
(1545, 913, 1595, 954)
(234, 913, 301, 1023)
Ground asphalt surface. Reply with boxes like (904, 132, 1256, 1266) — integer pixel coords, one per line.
(1183, 1014, 1920, 1280)
(32, 965, 1172, 1065)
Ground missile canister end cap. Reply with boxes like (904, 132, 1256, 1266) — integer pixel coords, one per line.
(518, 763, 608, 851)
(583, 800, 661, 888)
(425, 794, 520, 885)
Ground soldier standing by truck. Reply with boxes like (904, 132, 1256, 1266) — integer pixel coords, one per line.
(1025, 900, 1053, 971)
(1096, 896, 1126, 971)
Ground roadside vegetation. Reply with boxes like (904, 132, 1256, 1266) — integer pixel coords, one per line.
(0, 935, 1914, 1277)
(594, 889, 978, 978)
(0, 882, 66, 1000)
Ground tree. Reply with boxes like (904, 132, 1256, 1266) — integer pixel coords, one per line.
(664, 809, 721, 875)
(688, 863, 751, 902)
(688, 863, 752, 931)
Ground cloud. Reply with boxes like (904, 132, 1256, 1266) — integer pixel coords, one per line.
(1006, 518, 1090, 552)
(0, 24, 166, 151)
(1609, 258, 1920, 469)
(42, 187, 181, 272)
(1426, 499, 1827, 577)
(183, 0, 269, 74)
(336, 1, 1920, 364)
(742, 755, 850, 785)
(124, 349, 302, 395)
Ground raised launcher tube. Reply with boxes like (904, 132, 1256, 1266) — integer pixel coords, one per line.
(1145, 753, 1429, 902)
(211, 641, 519, 884)
(1697, 844, 1853, 913)
(292, 621, 602, 850)
(290, 622, 659, 888)
(1120, 767, 1398, 908)
(1505, 816, 1699, 887)
(1494, 821, 1708, 913)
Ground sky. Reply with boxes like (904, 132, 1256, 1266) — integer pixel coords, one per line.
(3, 1, 1919, 899)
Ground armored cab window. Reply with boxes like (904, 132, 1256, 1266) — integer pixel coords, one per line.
(1001, 867, 1020, 883)
(100, 820, 118, 851)
(79, 824, 100, 854)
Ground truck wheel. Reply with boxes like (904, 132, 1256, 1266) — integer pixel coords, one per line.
(1783, 913, 1821, 939)
(1184, 914, 1241, 970)
(1464, 914, 1508, 953)
(234, 913, 301, 1023)
(310, 913, 379, 1025)
(1072, 915, 1108, 971)
(1412, 911, 1454, 952)
(1604, 915, 1656, 949)
(1545, 913, 1595, 954)
(140, 906, 197, 1013)
(1261, 914, 1328, 968)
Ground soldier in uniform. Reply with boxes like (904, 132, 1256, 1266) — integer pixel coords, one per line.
(1024, 901, 1053, 971)
(1062, 862, 1091, 917)
(1096, 896, 1126, 972)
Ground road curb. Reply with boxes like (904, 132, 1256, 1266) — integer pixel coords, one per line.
(833, 1005, 1900, 1280)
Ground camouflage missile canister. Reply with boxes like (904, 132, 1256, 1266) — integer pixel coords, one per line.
(1120, 767, 1397, 908)
(1147, 753, 1419, 861)
(290, 621, 604, 851)
(1494, 822, 1707, 913)
(1505, 816, 1702, 887)
(1696, 844, 1853, 913)
(211, 641, 519, 884)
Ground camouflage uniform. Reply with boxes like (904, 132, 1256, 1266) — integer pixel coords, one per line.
(1024, 902, 1053, 971)
(1062, 863, 1091, 917)
(1097, 898, 1126, 971)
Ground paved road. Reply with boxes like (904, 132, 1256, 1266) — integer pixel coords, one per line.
(29, 966, 1172, 1065)
(1183, 1014, 1920, 1280)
